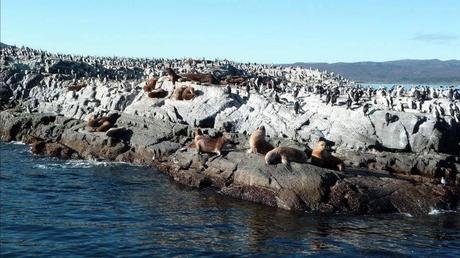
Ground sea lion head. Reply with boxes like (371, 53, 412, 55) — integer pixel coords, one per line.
(165, 68, 175, 76)
(222, 132, 232, 141)
(257, 125, 266, 134)
(316, 140, 327, 151)
(194, 128, 203, 136)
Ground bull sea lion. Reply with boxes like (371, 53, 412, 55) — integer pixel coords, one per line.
(311, 140, 345, 171)
(87, 113, 120, 132)
(247, 126, 274, 155)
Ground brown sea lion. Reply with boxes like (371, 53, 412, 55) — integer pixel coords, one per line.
(247, 126, 274, 155)
(68, 83, 86, 92)
(182, 86, 195, 100)
(311, 140, 345, 171)
(171, 86, 185, 100)
(87, 113, 120, 132)
(265, 146, 310, 166)
(196, 132, 232, 156)
(171, 86, 195, 100)
(143, 78, 158, 92)
(187, 128, 203, 149)
(182, 73, 219, 85)
(165, 68, 181, 85)
(148, 89, 168, 98)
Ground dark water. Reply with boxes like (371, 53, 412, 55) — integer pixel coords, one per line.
(1, 142, 459, 257)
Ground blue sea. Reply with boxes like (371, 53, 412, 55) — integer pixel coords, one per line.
(359, 83, 459, 89)
(1, 141, 459, 257)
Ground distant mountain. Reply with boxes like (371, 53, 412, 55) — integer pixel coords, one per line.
(287, 59, 460, 84)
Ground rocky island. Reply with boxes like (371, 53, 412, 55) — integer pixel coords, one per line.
(1, 44, 459, 216)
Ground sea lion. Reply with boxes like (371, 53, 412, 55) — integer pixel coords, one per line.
(195, 132, 232, 156)
(311, 140, 345, 171)
(171, 86, 185, 100)
(182, 86, 195, 100)
(165, 68, 181, 85)
(265, 146, 310, 167)
(67, 83, 86, 92)
(182, 73, 219, 85)
(247, 126, 274, 155)
(171, 86, 195, 100)
(87, 113, 120, 132)
(148, 89, 168, 98)
(143, 78, 158, 92)
(187, 128, 203, 149)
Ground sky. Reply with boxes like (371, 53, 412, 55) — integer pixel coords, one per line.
(1, 0, 459, 63)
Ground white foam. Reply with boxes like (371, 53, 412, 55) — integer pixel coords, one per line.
(32, 157, 144, 170)
(10, 141, 26, 145)
(428, 208, 456, 215)
(401, 212, 413, 218)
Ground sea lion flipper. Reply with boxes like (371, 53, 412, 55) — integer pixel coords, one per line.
(283, 163, 292, 172)
(281, 156, 292, 171)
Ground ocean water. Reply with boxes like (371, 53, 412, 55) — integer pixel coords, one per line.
(1, 141, 459, 257)
(359, 83, 459, 89)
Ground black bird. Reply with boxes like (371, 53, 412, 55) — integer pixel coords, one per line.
(414, 90, 421, 100)
(293, 87, 299, 98)
(294, 101, 300, 114)
(385, 113, 392, 126)
(435, 109, 441, 120)
(448, 104, 455, 117)
(346, 96, 352, 109)
(274, 93, 280, 103)
(363, 103, 369, 115)
(325, 92, 331, 105)
(225, 85, 231, 95)
(353, 92, 360, 103)
(331, 93, 338, 106)
(438, 104, 445, 116)
(448, 88, 453, 99)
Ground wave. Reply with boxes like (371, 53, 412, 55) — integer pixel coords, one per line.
(33, 159, 144, 170)
(428, 208, 457, 215)
(8, 141, 26, 145)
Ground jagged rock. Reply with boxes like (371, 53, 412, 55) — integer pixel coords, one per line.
(1, 44, 459, 216)
(1, 110, 458, 216)
(0, 85, 13, 104)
